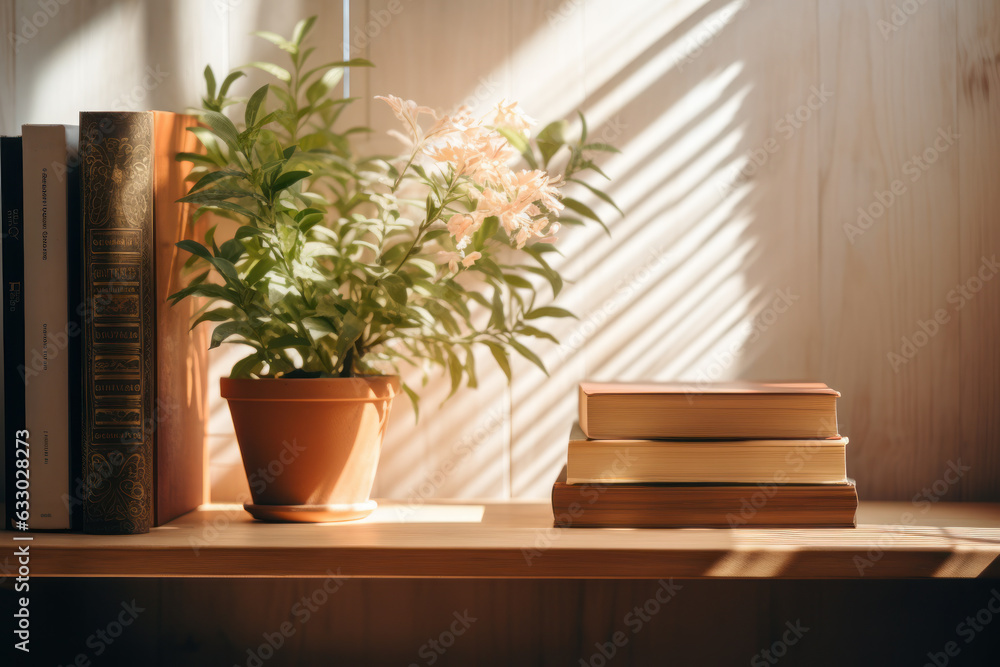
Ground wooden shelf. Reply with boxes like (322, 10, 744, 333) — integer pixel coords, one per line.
(24, 501, 1000, 579)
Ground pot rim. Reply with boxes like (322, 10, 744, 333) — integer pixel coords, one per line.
(221, 375, 400, 401)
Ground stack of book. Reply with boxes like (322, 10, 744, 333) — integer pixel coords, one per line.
(1, 112, 210, 534)
(552, 381, 858, 528)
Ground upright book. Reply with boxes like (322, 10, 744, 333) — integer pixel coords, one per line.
(21, 125, 80, 530)
(579, 381, 840, 440)
(2, 136, 25, 529)
(79, 111, 209, 534)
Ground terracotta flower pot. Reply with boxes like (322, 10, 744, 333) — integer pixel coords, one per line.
(220, 376, 399, 523)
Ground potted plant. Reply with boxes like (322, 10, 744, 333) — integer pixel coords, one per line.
(172, 17, 618, 522)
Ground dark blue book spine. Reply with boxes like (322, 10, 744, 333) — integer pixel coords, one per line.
(65, 132, 82, 530)
(1, 136, 25, 530)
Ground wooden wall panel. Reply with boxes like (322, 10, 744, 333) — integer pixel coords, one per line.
(361, 0, 514, 500)
(507, 0, 588, 497)
(1, 0, 998, 501)
(957, 1, 1000, 499)
(511, 0, 823, 497)
(818, 0, 962, 500)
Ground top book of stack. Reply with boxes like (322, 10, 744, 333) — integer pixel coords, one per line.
(578, 381, 840, 440)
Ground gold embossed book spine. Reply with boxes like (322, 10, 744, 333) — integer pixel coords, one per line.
(79, 112, 154, 534)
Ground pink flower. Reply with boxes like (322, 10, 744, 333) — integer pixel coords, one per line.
(446, 213, 478, 250)
(461, 251, 482, 268)
(492, 99, 536, 133)
(376, 95, 437, 146)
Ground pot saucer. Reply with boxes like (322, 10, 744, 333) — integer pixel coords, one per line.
(244, 500, 377, 523)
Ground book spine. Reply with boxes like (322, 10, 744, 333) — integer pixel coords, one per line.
(2, 137, 25, 530)
(22, 126, 78, 530)
(150, 111, 209, 526)
(66, 129, 83, 530)
(79, 112, 155, 535)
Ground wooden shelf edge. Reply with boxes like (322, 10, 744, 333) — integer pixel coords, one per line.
(16, 501, 1000, 579)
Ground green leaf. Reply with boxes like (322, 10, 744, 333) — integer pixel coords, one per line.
(381, 274, 408, 306)
(496, 127, 538, 169)
(446, 349, 463, 397)
(536, 119, 569, 166)
(218, 71, 246, 98)
(582, 142, 620, 153)
(204, 65, 217, 99)
(298, 212, 325, 233)
(485, 342, 511, 381)
(211, 256, 240, 282)
(221, 238, 245, 263)
(191, 307, 239, 329)
(489, 289, 505, 330)
(271, 170, 311, 193)
(253, 30, 293, 51)
(188, 170, 229, 194)
(268, 334, 312, 349)
(211, 321, 256, 349)
(306, 68, 344, 104)
(464, 348, 478, 389)
(334, 312, 366, 369)
(473, 216, 500, 251)
(511, 340, 548, 375)
(172, 283, 241, 306)
(243, 61, 292, 83)
(234, 225, 264, 240)
(245, 84, 269, 127)
(517, 325, 558, 343)
(292, 16, 317, 46)
(408, 258, 438, 276)
(244, 258, 276, 287)
(561, 197, 611, 235)
(475, 257, 504, 281)
(176, 239, 213, 261)
(188, 127, 227, 164)
(401, 383, 420, 422)
(568, 177, 623, 216)
(201, 200, 259, 221)
(577, 110, 588, 143)
(523, 264, 562, 297)
(176, 151, 221, 167)
(202, 110, 242, 152)
(524, 306, 575, 320)
(502, 273, 533, 290)
(230, 353, 263, 379)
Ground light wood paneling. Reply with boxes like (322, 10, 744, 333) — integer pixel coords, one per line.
(1, 0, 998, 502)
(363, 0, 514, 500)
(957, 1, 1000, 500)
(511, 0, 823, 496)
(507, 0, 588, 497)
(819, 0, 962, 500)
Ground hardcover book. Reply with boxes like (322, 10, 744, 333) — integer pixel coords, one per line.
(79, 112, 156, 534)
(79, 111, 209, 534)
(565, 423, 848, 484)
(552, 466, 858, 528)
(578, 381, 841, 440)
(21, 125, 80, 530)
(2, 136, 25, 529)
